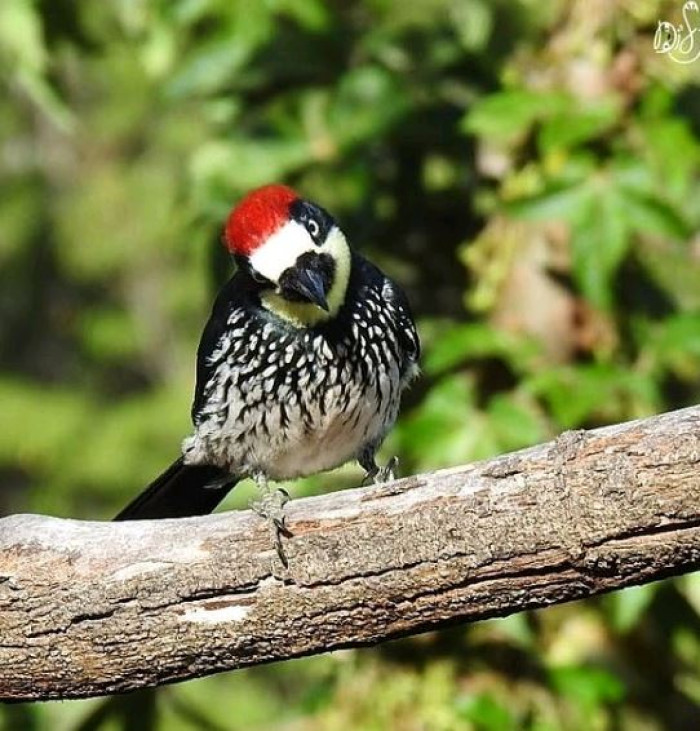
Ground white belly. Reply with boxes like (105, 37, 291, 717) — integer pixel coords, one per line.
(260, 392, 383, 479)
(184, 369, 398, 480)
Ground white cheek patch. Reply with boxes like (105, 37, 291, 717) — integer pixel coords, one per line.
(249, 220, 315, 282)
(257, 224, 352, 327)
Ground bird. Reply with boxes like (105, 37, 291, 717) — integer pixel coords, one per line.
(115, 184, 420, 542)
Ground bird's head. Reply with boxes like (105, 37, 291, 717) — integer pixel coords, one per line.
(224, 185, 352, 327)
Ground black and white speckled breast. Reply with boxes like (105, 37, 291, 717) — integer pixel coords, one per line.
(182, 270, 418, 480)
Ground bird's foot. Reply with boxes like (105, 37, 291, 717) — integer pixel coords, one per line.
(362, 456, 399, 486)
(376, 455, 399, 483)
(250, 480, 292, 567)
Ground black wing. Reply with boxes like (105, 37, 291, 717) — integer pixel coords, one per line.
(191, 273, 245, 423)
(349, 253, 420, 369)
(382, 275, 421, 368)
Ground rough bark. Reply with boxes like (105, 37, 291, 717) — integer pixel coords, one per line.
(1, 406, 699, 701)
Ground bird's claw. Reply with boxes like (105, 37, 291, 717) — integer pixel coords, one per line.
(362, 456, 399, 485)
(376, 455, 399, 483)
(251, 486, 292, 567)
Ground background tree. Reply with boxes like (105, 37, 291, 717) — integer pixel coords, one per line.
(0, 0, 698, 728)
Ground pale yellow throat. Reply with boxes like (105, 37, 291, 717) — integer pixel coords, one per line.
(260, 228, 352, 328)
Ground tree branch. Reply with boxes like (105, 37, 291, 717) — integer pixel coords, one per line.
(1, 406, 699, 701)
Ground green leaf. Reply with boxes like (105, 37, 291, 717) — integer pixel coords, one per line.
(618, 188, 690, 240)
(538, 97, 621, 153)
(277, 0, 330, 31)
(527, 364, 659, 428)
(0, 0, 46, 73)
(423, 323, 537, 375)
(462, 89, 569, 143)
(510, 174, 634, 310)
(570, 181, 629, 310)
(167, 4, 275, 98)
(506, 181, 592, 223)
(549, 665, 625, 709)
(652, 313, 700, 358)
(398, 374, 495, 468)
(190, 137, 311, 201)
(640, 313, 700, 379)
(329, 65, 408, 150)
(640, 116, 700, 202)
(636, 238, 700, 311)
(456, 693, 515, 730)
(167, 39, 258, 98)
(450, 0, 493, 52)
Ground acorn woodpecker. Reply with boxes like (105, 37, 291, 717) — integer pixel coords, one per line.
(116, 184, 420, 529)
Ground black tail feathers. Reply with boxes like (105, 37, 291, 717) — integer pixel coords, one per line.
(114, 457, 239, 521)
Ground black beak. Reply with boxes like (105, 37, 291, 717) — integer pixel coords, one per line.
(285, 266, 329, 311)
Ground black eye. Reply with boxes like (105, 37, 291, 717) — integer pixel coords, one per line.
(307, 218, 320, 240)
(289, 198, 334, 245)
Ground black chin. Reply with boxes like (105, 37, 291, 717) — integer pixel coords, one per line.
(279, 252, 335, 310)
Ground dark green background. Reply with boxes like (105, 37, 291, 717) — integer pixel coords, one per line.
(1, 1, 699, 728)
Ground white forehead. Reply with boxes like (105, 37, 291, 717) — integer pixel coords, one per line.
(249, 220, 315, 281)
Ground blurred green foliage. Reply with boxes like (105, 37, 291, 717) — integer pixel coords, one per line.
(1, 0, 699, 728)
